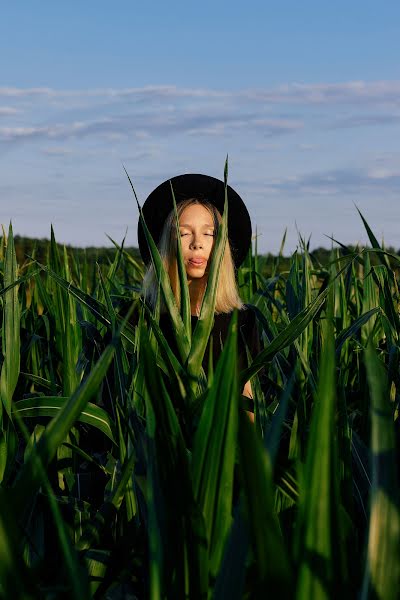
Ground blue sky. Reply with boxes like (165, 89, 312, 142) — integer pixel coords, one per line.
(1, 1, 400, 253)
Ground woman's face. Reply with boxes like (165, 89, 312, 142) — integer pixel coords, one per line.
(178, 203, 215, 281)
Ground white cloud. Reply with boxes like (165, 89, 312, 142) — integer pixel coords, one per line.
(0, 106, 19, 116)
(330, 113, 400, 129)
(367, 166, 400, 180)
(259, 166, 400, 196)
(0, 110, 303, 145)
(1, 81, 399, 253)
(0, 85, 228, 101)
(42, 146, 73, 156)
(0, 81, 398, 153)
(1, 79, 399, 106)
(243, 80, 400, 106)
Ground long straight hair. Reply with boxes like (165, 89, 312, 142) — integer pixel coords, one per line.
(142, 198, 243, 314)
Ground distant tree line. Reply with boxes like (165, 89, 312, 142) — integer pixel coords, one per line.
(8, 235, 400, 277)
(11, 235, 142, 267)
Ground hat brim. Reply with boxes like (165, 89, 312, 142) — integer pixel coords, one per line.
(137, 173, 252, 267)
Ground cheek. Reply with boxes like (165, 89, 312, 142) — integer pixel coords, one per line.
(206, 237, 215, 257)
(180, 238, 191, 256)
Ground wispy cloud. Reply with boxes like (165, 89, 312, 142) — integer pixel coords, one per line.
(0, 106, 19, 116)
(2, 81, 400, 252)
(42, 146, 73, 156)
(259, 166, 400, 196)
(1, 80, 399, 151)
(243, 80, 400, 106)
(1, 80, 399, 105)
(0, 112, 303, 145)
(330, 113, 400, 129)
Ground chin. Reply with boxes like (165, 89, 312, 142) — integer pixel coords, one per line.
(186, 267, 207, 279)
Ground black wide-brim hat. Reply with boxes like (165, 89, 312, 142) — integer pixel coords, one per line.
(138, 173, 252, 267)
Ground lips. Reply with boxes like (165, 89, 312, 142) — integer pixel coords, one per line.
(188, 258, 206, 267)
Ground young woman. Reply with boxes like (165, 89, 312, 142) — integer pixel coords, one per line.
(137, 173, 259, 412)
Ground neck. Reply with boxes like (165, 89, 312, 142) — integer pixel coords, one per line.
(188, 277, 207, 316)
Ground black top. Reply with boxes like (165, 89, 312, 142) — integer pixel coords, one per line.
(159, 306, 260, 374)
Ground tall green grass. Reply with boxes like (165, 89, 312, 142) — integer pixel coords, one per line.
(0, 191, 399, 599)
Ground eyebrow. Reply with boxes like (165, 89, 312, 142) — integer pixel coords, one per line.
(179, 223, 214, 228)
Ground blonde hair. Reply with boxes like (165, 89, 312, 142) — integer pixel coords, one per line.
(143, 198, 243, 314)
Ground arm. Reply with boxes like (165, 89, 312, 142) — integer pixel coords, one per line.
(242, 379, 254, 423)
(239, 307, 259, 423)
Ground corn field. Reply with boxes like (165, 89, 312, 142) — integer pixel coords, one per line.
(0, 197, 399, 599)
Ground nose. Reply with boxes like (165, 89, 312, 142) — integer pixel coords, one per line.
(190, 236, 203, 250)
(190, 234, 203, 250)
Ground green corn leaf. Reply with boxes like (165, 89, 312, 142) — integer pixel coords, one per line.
(12, 397, 117, 443)
(20, 372, 62, 393)
(264, 372, 294, 467)
(0, 223, 21, 418)
(76, 450, 136, 551)
(0, 268, 41, 298)
(335, 307, 381, 355)
(242, 257, 359, 387)
(14, 412, 91, 600)
(142, 301, 194, 404)
(36, 259, 137, 348)
(0, 422, 17, 485)
(12, 343, 115, 519)
(361, 342, 400, 600)
(295, 294, 348, 599)
(187, 179, 228, 386)
(124, 166, 191, 362)
(238, 408, 293, 597)
(191, 310, 239, 577)
(0, 488, 38, 599)
(170, 180, 192, 340)
(61, 244, 81, 396)
(106, 233, 145, 277)
(38, 261, 112, 327)
(140, 321, 208, 600)
(212, 500, 249, 600)
(241, 284, 330, 385)
(361, 252, 380, 345)
(370, 264, 400, 338)
(356, 207, 391, 270)
(103, 232, 126, 293)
